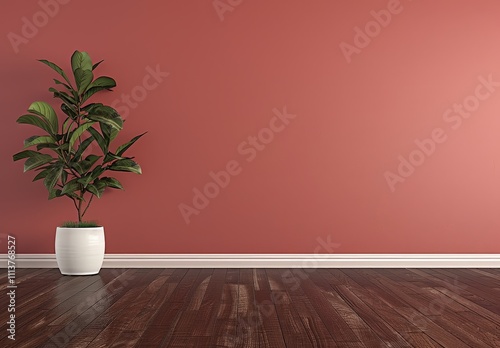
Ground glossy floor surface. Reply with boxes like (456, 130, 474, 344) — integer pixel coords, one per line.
(1, 268, 500, 347)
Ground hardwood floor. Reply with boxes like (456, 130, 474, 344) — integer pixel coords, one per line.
(1, 268, 500, 347)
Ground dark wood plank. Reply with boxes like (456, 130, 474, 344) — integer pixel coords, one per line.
(234, 268, 260, 347)
(402, 332, 442, 348)
(0, 270, 126, 347)
(409, 269, 494, 306)
(45, 269, 151, 347)
(455, 310, 500, 346)
(209, 270, 240, 347)
(88, 269, 167, 347)
(347, 269, 472, 348)
(135, 268, 199, 346)
(255, 296, 287, 347)
(118, 270, 179, 333)
(281, 270, 337, 347)
(433, 268, 500, 304)
(190, 268, 226, 337)
(432, 285, 500, 327)
(332, 285, 411, 347)
(293, 270, 364, 346)
(272, 290, 313, 347)
(4, 268, 500, 347)
(323, 271, 418, 345)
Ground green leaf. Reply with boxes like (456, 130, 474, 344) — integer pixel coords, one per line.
(77, 174, 93, 188)
(81, 103, 97, 112)
(92, 60, 104, 71)
(28, 101, 58, 134)
(39, 59, 71, 86)
(36, 143, 59, 151)
(61, 104, 77, 119)
(17, 114, 53, 135)
(101, 177, 123, 189)
(86, 184, 102, 198)
(116, 132, 146, 156)
(71, 163, 85, 175)
(61, 170, 68, 185)
(84, 154, 101, 167)
(77, 165, 105, 188)
(100, 122, 112, 145)
(88, 127, 108, 153)
(103, 153, 121, 164)
(61, 117, 73, 135)
(24, 135, 56, 148)
(53, 79, 72, 91)
(87, 114, 123, 131)
(33, 168, 51, 182)
(13, 150, 40, 161)
(71, 51, 92, 73)
(61, 179, 80, 195)
(57, 142, 70, 152)
(110, 127, 119, 141)
(81, 86, 107, 103)
(73, 136, 94, 160)
(44, 165, 63, 191)
(74, 68, 93, 94)
(86, 179, 107, 198)
(88, 76, 116, 90)
(93, 179, 107, 197)
(23, 153, 53, 172)
(86, 104, 119, 117)
(90, 165, 105, 180)
(50, 88, 77, 106)
(109, 159, 142, 174)
(48, 188, 62, 200)
(78, 164, 105, 186)
(72, 155, 101, 175)
(69, 122, 95, 149)
(86, 104, 122, 131)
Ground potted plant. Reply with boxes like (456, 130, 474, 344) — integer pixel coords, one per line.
(13, 50, 145, 275)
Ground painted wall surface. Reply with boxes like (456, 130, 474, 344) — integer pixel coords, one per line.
(1, 0, 500, 254)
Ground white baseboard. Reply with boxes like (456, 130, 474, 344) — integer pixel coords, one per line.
(1, 254, 499, 268)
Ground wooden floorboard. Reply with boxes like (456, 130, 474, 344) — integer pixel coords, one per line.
(1, 268, 499, 347)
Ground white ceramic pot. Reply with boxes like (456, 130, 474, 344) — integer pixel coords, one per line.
(55, 227, 105, 275)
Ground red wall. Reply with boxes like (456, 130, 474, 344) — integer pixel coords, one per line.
(2, 0, 500, 254)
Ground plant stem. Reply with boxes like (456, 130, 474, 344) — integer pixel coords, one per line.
(77, 190, 83, 222)
(71, 197, 78, 213)
(81, 194, 94, 219)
